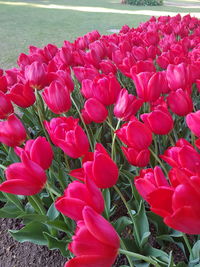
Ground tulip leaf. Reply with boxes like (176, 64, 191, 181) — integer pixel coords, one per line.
(189, 240, 200, 265)
(143, 244, 169, 263)
(17, 213, 47, 223)
(47, 203, 59, 220)
(43, 232, 69, 257)
(46, 219, 68, 233)
(0, 201, 22, 218)
(167, 251, 174, 267)
(133, 201, 150, 248)
(113, 216, 132, 234)
(4, 193, 24, 211)
(9, 221, 48, 245)
(103, 188, 111, 220)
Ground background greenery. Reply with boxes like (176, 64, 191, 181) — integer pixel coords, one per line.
(0, 0, 200, 69)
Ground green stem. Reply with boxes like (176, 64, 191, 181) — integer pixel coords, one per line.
(119, 249, 160, 266)
(113, 185, 140, 248)
(149, 147, 168, 177)
(71, 96, 93, 150)
(0, 164, 6, 170)
(120, 239, 134, 267)
(28, 195, 46, 215)
(168, 133, 175, 146)
(182, 233, 193, 258)
(111, 119, 121, 161)
(46, 182, 60, 198)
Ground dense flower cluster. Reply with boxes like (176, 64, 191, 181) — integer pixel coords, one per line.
(1, 13, 200, 266)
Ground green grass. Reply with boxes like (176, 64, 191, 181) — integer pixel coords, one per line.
(0, 0, 200, 69)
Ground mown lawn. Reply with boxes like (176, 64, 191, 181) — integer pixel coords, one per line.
(0, 0, 200, 69)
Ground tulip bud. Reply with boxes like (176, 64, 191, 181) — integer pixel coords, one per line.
(0, 114, 27, 147)
(186, 111, 200, 138)
(82, 98, 108, 123)
(42, 81, 71, 114)
(0, 91, 14, 119)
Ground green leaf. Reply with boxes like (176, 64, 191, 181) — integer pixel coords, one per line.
(9, 221, 48, 245)
(0, 201, 22, 218)
(43, 232, 69, 257)
(167, 251, 174, 267)
(47, 203, 59, 220)
(189, 240, 200, 265)
(113, 216, 132, 234)
(5, 193, 23, 211)
(17, 213, 47, 223)
(143, 244, 169, 263)
(46, 219, 71, 234)
(133, 201, 150, 248)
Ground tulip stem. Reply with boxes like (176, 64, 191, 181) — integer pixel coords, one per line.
(119, 249, 161, 266)
(111, 119, 121, 161)
(0, 164, 6, 170)
(71, 96, 93, 150)
(182, 233, 193, 258)
(120, 239, 135, 267)
(149, 147, 168, 177)
(113, 185, 140, 248)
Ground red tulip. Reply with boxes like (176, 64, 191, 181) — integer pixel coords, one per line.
(70, 144, 119, 189)
(82, 98, 108, 123)
(42, 81, 71, 114)
(55, 178, 104, 221)
(116, 117, 152, 150)
(65, 206, 119, 267)
(186, 111, 200, 138)
(9, 83, 36, 108)
(167, 89, 193, 116)
(73, 67, 99, 83)
(122, 146, 150, 167)
(0, 91, 14, 119)
(44, 117, 89, 158)
(131, 71, 163, 102)
(0, 114, 26, 147)
(14, 137, 53, 170)
(141, 106, 174, 135)
(24, 61, 47, 90)
(0, 75, 7, 93)
(0, 152, 47, 195)
(114, 89, 143, 121)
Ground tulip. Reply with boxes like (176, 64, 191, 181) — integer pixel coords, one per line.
(0, 152, 47, 195)
(167, 89, 193, 116)
(48, 70, 74, 92)
(55, 178, 104, 221)
(0, 114, 26, 147)
(9, 83, 36, 108)
(44, 117, 89, 158)
(82, 98, 108, 124)
(99, 59, 117, 75)
(114, 89, 143, 121)
(141, 106, 174, 135)
(14, 137, 53, 170)
(24, 61, 47, 90)
(122, 146, 150, 167)
(81, 79, 95, 99)
(65, 206, 119, 267)
(42, 81, 71, 114)
(186, 111, 200, 138)
(131, 71, 163, 102)
(70, 144, 119, 189)
(116, 117, 152, 150)
(73, 67, 99, 83)
(0, 91, 14, 119)
(0, 75, 7, 93)
(166, 63, 191, 91)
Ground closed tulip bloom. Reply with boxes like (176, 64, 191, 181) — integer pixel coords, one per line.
(131, 71, 163, 102)
(9, 83, 36, 108)
(116, 117, 152, 150)
(114, 88, 143, 121)
(14, 137, 53, 170)
(141, 106, 174, 135)
(99, 59, 117, 75)
(0, 152, 47, 195)
(122, 146, 150, 167)
(82, 98, 108, 123)
(73, 66, 99, 83)
(92, 73, 121, 106)
(0, 91, 14, 119)
(166, 63, 191, 91)
(186, 111, 200, 138)
(44, 117, 89, 158)
(0, 114, 26, 147)
(167, 89, 193, 116)
(65, 206, 119, 267)
(24, 61, 47, 90)
(42, 81, 71, 114)
(55, 178, 104, 221)
(0, 75, 8, 93)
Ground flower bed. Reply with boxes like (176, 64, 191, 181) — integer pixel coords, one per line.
(1, 13, 200, 266)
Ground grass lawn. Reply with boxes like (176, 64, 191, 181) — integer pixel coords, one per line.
(0, 0, 200, 69)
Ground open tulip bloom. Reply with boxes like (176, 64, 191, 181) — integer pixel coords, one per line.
(2, 13, 200, 267)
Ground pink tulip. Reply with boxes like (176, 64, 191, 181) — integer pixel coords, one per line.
(186, 110, 200, 138)
(0, 91, 14, 119)
(82, 98, 108, 123)
(0, 114, 26, 147)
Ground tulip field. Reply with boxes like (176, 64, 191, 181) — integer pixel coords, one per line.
(2, 1, 200, 266)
